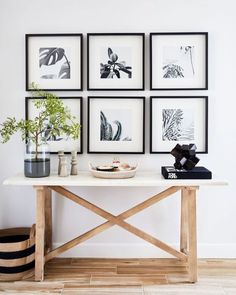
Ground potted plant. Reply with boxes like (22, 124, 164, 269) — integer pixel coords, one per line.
(0, 83, 81, 177)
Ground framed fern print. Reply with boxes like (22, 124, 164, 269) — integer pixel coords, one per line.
(87, 33, 145, 90)
(26, 34, 83, 91)
(88, 96, 145, 153)
(150, 33, 208, 90)
(150, 96, 208, 153)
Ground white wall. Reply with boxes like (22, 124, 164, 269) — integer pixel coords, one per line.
(0, 0, 235, 258)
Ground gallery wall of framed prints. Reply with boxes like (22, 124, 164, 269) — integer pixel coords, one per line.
(24, 31, 209, 155)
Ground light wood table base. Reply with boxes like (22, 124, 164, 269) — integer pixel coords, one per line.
(34, 185, 198, 283)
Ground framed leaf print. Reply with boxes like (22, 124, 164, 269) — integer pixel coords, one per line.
(150, 96, 208, 153)
(26, 34, 83, 91)
(87, 33, 145, 90)
(150, 33, 208, 90)
(88, 96, 145, 153)
(26, 97, 83, 154)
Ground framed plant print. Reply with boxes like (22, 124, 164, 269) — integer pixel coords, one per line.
(150, 32, 208, 90)
(26, 34, 83, 91)
(87, 33, 145, 90)
(150, 96, 208, 153)
(88, 96, 145, 153)
(25, 97, 83, 154)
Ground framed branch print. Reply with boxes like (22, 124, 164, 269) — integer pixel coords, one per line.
(150, 96, 208, 153)
(88, 97, 145, 153)
(150, 33, 208, 90)
(87, 33, 145, 90)
(26, 97, 83, 154)
(26, 34, 83, 91)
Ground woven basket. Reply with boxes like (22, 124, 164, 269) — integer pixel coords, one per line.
(0, 224, 35, 281)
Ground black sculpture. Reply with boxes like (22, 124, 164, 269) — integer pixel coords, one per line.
(171, 144, 199, 170)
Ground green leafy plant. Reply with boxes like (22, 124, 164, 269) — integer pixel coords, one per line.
(0, 83, 81, 159)
(100, 47, 132, 79)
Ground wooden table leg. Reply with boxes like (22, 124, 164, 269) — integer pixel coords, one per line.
(35, 186, 46, 281)
(45, 187, 52, 253)
(180, 188, 188, 254)
(187, 187, 198, 283)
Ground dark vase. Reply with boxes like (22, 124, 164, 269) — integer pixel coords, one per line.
(24, 140, 50, 178)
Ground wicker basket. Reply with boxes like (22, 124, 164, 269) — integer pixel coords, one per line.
(0, 224, 35, 281)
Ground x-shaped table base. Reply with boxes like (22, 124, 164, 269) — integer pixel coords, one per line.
(34, 185, 198, 283)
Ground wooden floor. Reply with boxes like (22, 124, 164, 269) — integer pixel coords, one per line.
(0, 258, 236, 294)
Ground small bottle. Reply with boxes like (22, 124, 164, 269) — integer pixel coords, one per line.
(59, 156, 69, 177)
(70, 150, 78, 175)
(58, 150, 64, 175)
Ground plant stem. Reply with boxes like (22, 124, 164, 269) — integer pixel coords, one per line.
(35, 133, 38, 160)
(189, 48, 195, 75)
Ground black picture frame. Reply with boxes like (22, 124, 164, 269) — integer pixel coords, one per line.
(25, 97, 83, 154)
(150, 96, 208, 154)
(26, 34, 83, 91)
(87, 33, 145, 90)
(150, 32, 208, 90)
(88, 96, 145, 154)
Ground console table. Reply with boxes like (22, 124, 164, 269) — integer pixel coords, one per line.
(3, 172, 227, 282)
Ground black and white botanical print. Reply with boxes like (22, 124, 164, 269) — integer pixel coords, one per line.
(39, 47, 71, 79)
(100, 109, 132, 141)
(100, 47, 132, 79)
(162, 46, 195, 79)
(162, 109, 194, 141)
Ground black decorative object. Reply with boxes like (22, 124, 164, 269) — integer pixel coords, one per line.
(171, 143, 199, 170)
(161, 143, 212, 179)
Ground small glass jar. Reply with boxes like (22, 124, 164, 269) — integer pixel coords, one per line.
(24, 139, 50, 178)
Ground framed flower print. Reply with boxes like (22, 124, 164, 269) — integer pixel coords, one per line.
(150, 32, 208, 90)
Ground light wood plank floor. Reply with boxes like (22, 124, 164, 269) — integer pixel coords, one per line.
(0, 258, 236, 294)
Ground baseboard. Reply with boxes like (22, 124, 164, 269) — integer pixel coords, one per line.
(53, 242, 236, 258)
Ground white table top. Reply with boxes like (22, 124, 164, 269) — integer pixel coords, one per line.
(3, 172, 228, 187)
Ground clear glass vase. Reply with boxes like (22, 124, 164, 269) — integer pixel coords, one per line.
(24, 139, 50, 178)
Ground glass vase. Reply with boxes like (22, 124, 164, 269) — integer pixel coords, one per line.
(24, 139, 50, 178)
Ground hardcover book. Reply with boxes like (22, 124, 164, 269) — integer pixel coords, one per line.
(161, 166, 212, 179)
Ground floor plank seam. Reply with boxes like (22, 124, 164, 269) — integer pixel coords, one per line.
(1, 258, 236, 293)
